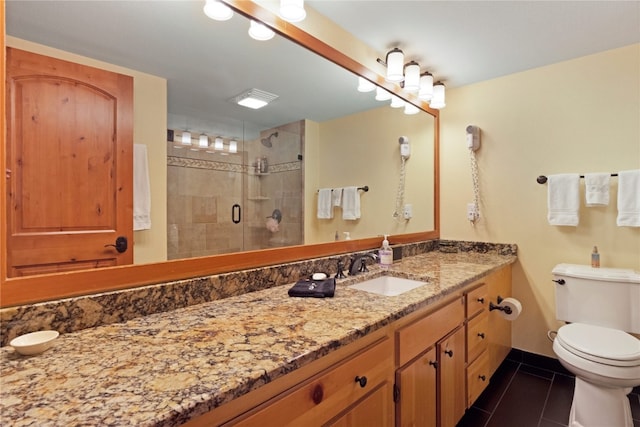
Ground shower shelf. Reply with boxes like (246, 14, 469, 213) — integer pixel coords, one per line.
(248, 196, 270, 201)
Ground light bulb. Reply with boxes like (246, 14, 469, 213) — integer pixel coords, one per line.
(375, 87, 392, 101)
(279, 0, 306, 22)
(181, 131, 191, 145)
(248, 20, 275, 41)
(357, 77, 375, 93)
(203, 0, 233, 21)
(418, 73, 434, 101)
(404, 103, 419, 115)
(386, 48, 404, 83)
(390, 95, 405, 108)
(403, 61, 420, 93)
(429, 82, 446, 109)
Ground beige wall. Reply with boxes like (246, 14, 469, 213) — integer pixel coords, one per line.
(305, 106, 435, 243)
(440, 44, 640, 357)
(7, 37, 168, 265)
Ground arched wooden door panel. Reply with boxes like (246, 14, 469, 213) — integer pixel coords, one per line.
(6, 47, 133, 277)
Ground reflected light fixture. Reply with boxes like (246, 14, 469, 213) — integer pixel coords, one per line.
(230, 88, 279, 110)
(181, 131, 192, 145)
(429, 82, 446, 109)
(385, 48, 404, 83)
(279, 0, 306, 22)
(375, 87, 392, 101)
(418, 72, 434, 101)
(203, 0, 233, 21)
(229, 139, 238, 153)
(214, 137, 224, 150)
(248, 20, 275, 41)
(403, 61, 420, 93)
(390, 95, 405, 108)
(357, 77, 376, 93)
(404, 103, 419, 115)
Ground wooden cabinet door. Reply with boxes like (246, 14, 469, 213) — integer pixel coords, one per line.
(5, 47, 133, 276)
(326, 382, 393, 427)
(395, 346, 437, 427)
(438, 326, 466, 427)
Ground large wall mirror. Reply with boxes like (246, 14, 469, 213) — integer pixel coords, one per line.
(1, 1, 439, 307)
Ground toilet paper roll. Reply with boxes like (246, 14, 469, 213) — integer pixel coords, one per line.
(498, 297, 522, 321)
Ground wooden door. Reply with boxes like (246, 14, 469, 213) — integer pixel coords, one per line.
(326, 382, 392, 427)
(5, 48, 133, 277)
(438, 326, 466, 427)
(396, 346, 437, 427)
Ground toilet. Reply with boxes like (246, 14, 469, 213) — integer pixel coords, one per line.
(551, 263, 640, 427)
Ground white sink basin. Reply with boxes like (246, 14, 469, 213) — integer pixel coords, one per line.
(348, 276, 427, 296)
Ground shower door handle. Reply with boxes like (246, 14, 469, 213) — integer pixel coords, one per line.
(232, 204, 241, 224)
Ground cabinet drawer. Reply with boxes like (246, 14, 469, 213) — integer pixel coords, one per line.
(466, 353, 490, 408)
(466, 284, 488, 318)
(230, 337, 393, 427)
(396, 297, 465, 367)
(466, 311, 488, 363)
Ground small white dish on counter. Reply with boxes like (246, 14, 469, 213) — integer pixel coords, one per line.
(10, 330, 59, 356)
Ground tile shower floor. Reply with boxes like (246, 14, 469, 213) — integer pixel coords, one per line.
(457, 350, 640, 427)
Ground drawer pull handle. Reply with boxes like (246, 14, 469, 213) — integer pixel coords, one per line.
(355, 376, 368, 388)
(477, 332, 485, 339)
(477, 297, 485, 304)
(479, 375, 487, 381)
(428, 360, 438, 369)
(312, 384, 324, 404)
(444, 349, 453, 357)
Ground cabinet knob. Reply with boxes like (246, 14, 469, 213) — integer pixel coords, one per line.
(428, 360, 438, 369)
(444, 349, 453, 357)
(355, 376, 368, 388)
(312, 384, 324, 404)
(477, 332, 485, 339)
(477, 297, 485, 304)
(479, 375, 487, 381)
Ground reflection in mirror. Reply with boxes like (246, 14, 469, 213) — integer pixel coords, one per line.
(1, 0, 438, 306)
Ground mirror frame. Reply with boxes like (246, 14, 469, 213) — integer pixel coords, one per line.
(0, 1, 440, 308)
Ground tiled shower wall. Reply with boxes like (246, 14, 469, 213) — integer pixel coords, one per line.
(167, 121, 304, 260)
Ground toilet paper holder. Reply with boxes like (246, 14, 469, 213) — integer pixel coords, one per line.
(489, 296, 512, 315)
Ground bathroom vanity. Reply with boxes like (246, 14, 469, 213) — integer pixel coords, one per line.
(0, 249, 515, 426)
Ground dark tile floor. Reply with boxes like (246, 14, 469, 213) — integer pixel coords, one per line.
(457, 349, 640, 427)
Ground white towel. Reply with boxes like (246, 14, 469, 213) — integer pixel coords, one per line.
(317, 188, 333, 219)
(332, 188, 343, 207)
(342, 186, 361, 220)
(133, 144, 151, 230)
(617, 169, 640, 227)
(585, 173, 610, 206)
(547, 174, 580, 226)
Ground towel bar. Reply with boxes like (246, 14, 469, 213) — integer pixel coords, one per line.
(537, 173, 618, 184)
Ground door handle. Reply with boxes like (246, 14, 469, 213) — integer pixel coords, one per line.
(232, 204, 241, 224)
(105, 236, 128, 253)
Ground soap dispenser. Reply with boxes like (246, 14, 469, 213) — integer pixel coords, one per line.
(379, 235, 393, 269)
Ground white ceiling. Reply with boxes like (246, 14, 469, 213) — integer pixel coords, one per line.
(5, 1, 640, 135)
(308, 0, 640, 88)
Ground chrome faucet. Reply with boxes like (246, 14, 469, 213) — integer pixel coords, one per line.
(349, 253, 378, 276)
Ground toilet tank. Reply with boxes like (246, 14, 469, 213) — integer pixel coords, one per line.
(553, 263, 640, 333)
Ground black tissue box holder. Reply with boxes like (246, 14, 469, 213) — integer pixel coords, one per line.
(288, 278, 336, 298)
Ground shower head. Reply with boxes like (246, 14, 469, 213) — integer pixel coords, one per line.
(261, 132, 278, 147)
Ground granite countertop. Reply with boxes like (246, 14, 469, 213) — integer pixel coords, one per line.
(0, 251, 516, 427)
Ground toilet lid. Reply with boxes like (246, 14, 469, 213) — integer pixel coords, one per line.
(556, 323, 640, 367)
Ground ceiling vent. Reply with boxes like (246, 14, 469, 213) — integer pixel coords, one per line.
(230, 88, 279, 110)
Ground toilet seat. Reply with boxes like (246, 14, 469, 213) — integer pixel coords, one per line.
(556, 323, 640, 367)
